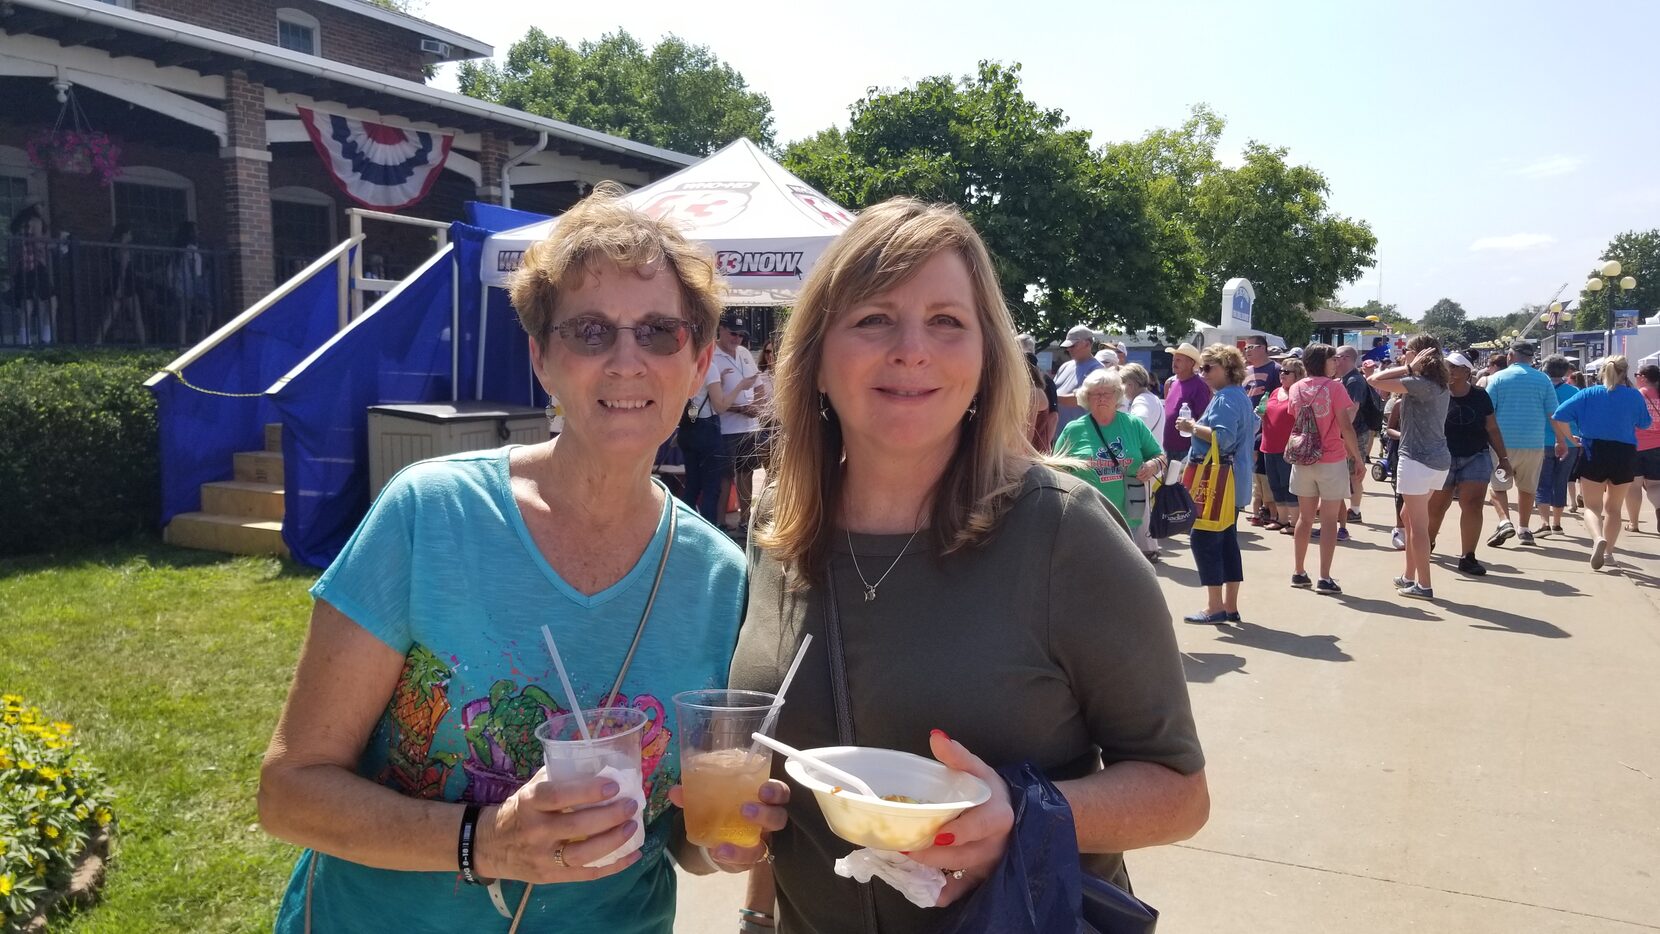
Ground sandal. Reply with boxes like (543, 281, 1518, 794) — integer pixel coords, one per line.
(1279, 524, 1297, 535)
(1263, 520, 1285, 531)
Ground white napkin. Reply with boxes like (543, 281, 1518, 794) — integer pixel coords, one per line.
(583, 765, 645, 868)
(833, 848, 946, 908)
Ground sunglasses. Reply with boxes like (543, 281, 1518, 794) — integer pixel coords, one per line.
(1200, 364, 1215, 373)
(549, 315, 698, 356)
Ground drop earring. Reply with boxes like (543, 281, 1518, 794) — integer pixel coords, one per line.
(820, 393, 832, 421)
(965, 396, 979, 421)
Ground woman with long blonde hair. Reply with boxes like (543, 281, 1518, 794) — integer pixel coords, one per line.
(1553, 355, 1653, 568)
(727, 198, 1208, 932)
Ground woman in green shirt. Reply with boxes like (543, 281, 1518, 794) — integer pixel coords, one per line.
(1054, 368, 1169, 533)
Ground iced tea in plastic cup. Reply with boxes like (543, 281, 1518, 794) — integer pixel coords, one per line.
(673, 690, 782, 848)
(534, 706, 648, 868)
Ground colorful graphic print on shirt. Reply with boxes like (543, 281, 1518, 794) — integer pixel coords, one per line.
(374, 642, 677, 824)
(1086, 438, 1128, 485)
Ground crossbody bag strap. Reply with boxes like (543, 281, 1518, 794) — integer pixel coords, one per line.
(821, 565, 880, 934)
(503, 497, 681, 930)
(1088, 417, 1124, 472)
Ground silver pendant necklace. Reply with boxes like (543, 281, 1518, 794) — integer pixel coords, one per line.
(847, 524, 925, 602)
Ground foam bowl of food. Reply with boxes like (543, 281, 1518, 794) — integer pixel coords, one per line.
(784, 746, 992, 851)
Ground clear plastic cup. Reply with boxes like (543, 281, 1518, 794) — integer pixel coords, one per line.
(673, 690, 782, 848)
(534, 706, 649, 868)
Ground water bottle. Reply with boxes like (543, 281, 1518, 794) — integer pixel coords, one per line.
(1177, 402, 1193, 438)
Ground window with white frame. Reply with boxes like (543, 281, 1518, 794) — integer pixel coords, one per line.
(276, 9, 321, 56)
(111, 167, 195, 246)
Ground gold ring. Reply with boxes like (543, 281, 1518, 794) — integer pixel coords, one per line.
(552, 845, 567, 868)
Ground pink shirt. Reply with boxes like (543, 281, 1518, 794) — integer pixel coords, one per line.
(1638, 386, 1660, 452)
(1288, 376, 1354, 464)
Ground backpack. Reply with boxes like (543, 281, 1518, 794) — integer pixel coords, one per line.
(1284, 397, 1325, 466)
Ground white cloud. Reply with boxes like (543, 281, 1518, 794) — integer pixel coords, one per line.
(1469, 233, 1557, 252)
(1512, 156, 1583, 179)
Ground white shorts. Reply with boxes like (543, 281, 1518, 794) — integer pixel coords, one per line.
(1397, 456, 1450, 496)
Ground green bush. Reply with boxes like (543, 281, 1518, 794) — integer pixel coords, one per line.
(0, 349, 172, 555)
(1, 694, 115, 931)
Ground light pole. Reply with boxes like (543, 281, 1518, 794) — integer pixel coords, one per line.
(1540, 301, 1569, 356)
(1585, 259, 1637, 359)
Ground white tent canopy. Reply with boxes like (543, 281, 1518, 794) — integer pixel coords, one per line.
(481, 138, 855, 305)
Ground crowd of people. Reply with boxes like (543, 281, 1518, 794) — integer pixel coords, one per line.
(1033, 327, 1657, 617)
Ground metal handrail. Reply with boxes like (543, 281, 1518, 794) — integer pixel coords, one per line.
(266, 242, 458, 396)
(143, 235, 363, 388)
(346, 208, 450, 320)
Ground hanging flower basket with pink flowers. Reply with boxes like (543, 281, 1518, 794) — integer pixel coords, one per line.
(25, 84, 124, 186)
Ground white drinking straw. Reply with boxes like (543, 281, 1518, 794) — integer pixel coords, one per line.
(541, 624, 592, 741)
(749, 633, 812, 758)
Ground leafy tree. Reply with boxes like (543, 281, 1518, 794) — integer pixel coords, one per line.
(1419, 298, 1469, 346)
(1188, 141, 1377, 343)
(1574, 229, 1660, 331)
(457, 28, 774, 155)
(782, 62, 1199, 338)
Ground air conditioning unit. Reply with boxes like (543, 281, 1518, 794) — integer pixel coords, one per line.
(419, 39, 451, 57)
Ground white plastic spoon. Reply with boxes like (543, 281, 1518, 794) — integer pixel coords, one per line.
(750, 732, 880, 798)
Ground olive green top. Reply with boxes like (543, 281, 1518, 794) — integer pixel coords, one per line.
(730, 465, 1204, 933)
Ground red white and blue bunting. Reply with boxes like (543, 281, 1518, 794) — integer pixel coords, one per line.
(297, 107, 454, 210)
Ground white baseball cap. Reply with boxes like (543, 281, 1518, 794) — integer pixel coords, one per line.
(1095, 348, 1120, 366)
(1445, 351, 1474, 370)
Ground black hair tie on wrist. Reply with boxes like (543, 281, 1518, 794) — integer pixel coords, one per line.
(459, 803, 485, 885)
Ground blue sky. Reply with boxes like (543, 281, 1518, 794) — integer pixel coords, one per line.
(426, 0, 1660, 322)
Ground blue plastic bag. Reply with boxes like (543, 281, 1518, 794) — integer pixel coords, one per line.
(930, 763, 1157, 934)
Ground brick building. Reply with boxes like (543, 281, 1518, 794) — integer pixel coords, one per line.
(0, 0, 691, 345)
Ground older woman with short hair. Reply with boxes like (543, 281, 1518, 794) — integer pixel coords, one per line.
(1173, 344, 1256, 623)
(1054, 368, 1168, 553)
(259, 184, 786, 934)
(731, 198, 1207, 932)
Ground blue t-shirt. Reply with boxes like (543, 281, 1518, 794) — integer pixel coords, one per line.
(1486, 363, 1559, 449)
(1553, 384, 1653, 446)
(1188, 385, 1258, 512)
(1054, 356, 1104, 430)
(275, 448, 746, 934)
(1553, 382, 1580, 448)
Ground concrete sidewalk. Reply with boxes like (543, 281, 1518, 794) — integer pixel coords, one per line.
(674, 486, 1660, 932)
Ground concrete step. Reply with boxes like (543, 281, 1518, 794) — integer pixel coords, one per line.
(265, 422, 283, 453)
(164, 512, 288, 558)
(234, 450, 283, 484)
(200, 480, 284, 521)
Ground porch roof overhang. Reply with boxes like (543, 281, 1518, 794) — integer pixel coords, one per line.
(0, 0, 695, 177)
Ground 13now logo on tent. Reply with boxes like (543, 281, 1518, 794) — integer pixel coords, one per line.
(717, 251, 805, 278)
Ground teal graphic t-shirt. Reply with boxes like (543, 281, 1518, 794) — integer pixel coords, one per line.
(275, 448, 746, 934)
(1055, 412, 1165, 526)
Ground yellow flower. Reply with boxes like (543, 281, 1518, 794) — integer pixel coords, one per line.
(18, 760, 34, 771)
(0, 754, 11, 769)
(38, 767, 60, 782)
(75, 805, 89, 820)
(95, 808, 111, 826)
(0, 872, 12, 895)
(53, 721, 72, 735)
(35, 787, 47, 801)
(45, 825, 60, 839)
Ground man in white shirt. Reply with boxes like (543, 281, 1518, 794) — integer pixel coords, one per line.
(713, 313, 762, 533)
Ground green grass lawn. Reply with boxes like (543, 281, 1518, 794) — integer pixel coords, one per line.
(0, 536, 315, 932)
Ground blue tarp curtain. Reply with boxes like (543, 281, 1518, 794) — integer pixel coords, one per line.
(272, 220, 547, 568)
(149, 261, 344, 526)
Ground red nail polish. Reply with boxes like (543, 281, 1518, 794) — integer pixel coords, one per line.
(931, 729, 949, 741)
(899, 851, 910, 856)
(934, 832, 955, 847)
